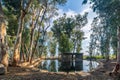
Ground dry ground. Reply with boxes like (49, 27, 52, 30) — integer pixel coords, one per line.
(0, 59, 120, 80)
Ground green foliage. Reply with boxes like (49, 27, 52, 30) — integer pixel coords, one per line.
(110, 54, 116, 59)
(1, 0, 68, 61)
(83, 0, 120, 59)
(51, 14, 75, 39)
(84, 55, 105, 60)
(72, 30, 84, 53)
(22, 27, 30, 46)
(48, 0, 67, 5)
(4, 12, 18, 36)
(2, 0, 20, 15)
(42, 46, 47, 57)
(52, 13, 87, 53)
(59, 33, 73, 53)
(49, 41, 56, 56)
(2, 1, 19, 48)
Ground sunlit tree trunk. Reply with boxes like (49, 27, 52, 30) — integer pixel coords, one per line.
(0, 1, 6, 44)
(30, 8, 46, 63)
(13, 9, 25, 66)
(112, 27, 120, 73)
(28, 10, 36, 62)
(0, 1, 8, 73)
(28, 8, 44, 63)
(1, 43, 8, 74)
(13, 0, 33, 66)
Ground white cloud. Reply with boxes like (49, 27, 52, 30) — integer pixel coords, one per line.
(80, 3, 97, 55)
(48, 9, 77, 31)
(52, 9, 77, 20)
(80, 5, 92, 15)
(65, 9, 77, 17)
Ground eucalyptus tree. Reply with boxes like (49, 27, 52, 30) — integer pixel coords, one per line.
(0, 1, 6, 48)
(0, 0, 8, 73)
(90, 17, 110, 60)
(12, 0, 33, 66)
(52, 13, 87, 54)
(0, 0, 68, 66)
(72, 31, 84, 53)
(111, 26, 117, 59)
(89, 17, 99, 56)
(30, 0, 67, 62)
(2, 0, 67, 64)
(47, 31, 57, 58)
(37, 4, 58, 57)
(89, 17, 101, 57)
(21, 26, 30, 61)
(2, 0, 21, 64)
(83, 0, 120, 73)
(27, 1, 45, 62)
(2, 0, 40, 62)
(51, 14, 75, 53)
(1, 0, 41, 64)
(49, 41, 56, 57)
(72, 13, 88, 53)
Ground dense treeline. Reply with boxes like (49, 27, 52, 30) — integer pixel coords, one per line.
(0, 0, 88, 74)
(0, 0, 68, 73)
(83, 0, 120, 73)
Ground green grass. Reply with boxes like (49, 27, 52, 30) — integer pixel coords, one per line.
(83, 54, 116, 60)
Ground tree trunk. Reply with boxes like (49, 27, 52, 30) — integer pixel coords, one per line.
(21, 43, 26, 62)
(105, 41, 110, 61)
(28, 10, 36, 62)
(1, 43, 8, 74)
(0, 1, 6, 44)
(112, 27, 120, 73)
(13, 0, 33, 66)
(13, 10, 25, 66)
(0, 1, 8, 73)
(29, 8, 45, 63)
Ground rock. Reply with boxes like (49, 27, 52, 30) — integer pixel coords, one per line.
(0, 64, 6, 75)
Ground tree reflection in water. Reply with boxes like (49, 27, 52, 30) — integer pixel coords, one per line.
(39, 60, 99, 72)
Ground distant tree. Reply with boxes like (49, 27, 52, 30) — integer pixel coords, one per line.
(30, 0, 67, 62)
(52, 13, 87, 54)
(49, 40, 56, 57)
(89, 17, 110, 60)
(72, 13, 88, 53)
(83, 0, 120, 73)
(51, 14, 75, 53)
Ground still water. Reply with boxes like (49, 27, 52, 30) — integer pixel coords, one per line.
(39, 60, 99, 72)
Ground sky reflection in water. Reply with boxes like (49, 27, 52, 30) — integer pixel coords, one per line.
(39, 60, 99, 72)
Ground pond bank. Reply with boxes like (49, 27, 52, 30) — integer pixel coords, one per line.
(0, 59, 119, 80)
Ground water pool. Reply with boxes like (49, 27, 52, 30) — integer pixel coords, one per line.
(38, 60, 99, 72)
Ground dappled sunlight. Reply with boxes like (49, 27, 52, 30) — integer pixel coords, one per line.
(19, 58, 41, 68)
(0, 59, 118, 80)
(0, 0, 120, 80)
(76, 71, 91, 77)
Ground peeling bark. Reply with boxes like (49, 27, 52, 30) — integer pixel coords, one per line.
(28, 9, 36, 62)
(30, 8, 47, 63)
(29, 8, 44, 63)
(0, 1, 8, 73)
(13, 10, 25, 66)
(13, 0, 33, 66)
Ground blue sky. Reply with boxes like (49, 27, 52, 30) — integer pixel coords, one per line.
(57, 0, 97, 55)
(58, 0, 83, 12)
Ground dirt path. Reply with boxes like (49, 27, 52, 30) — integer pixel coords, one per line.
(0, 59, 119, 80)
